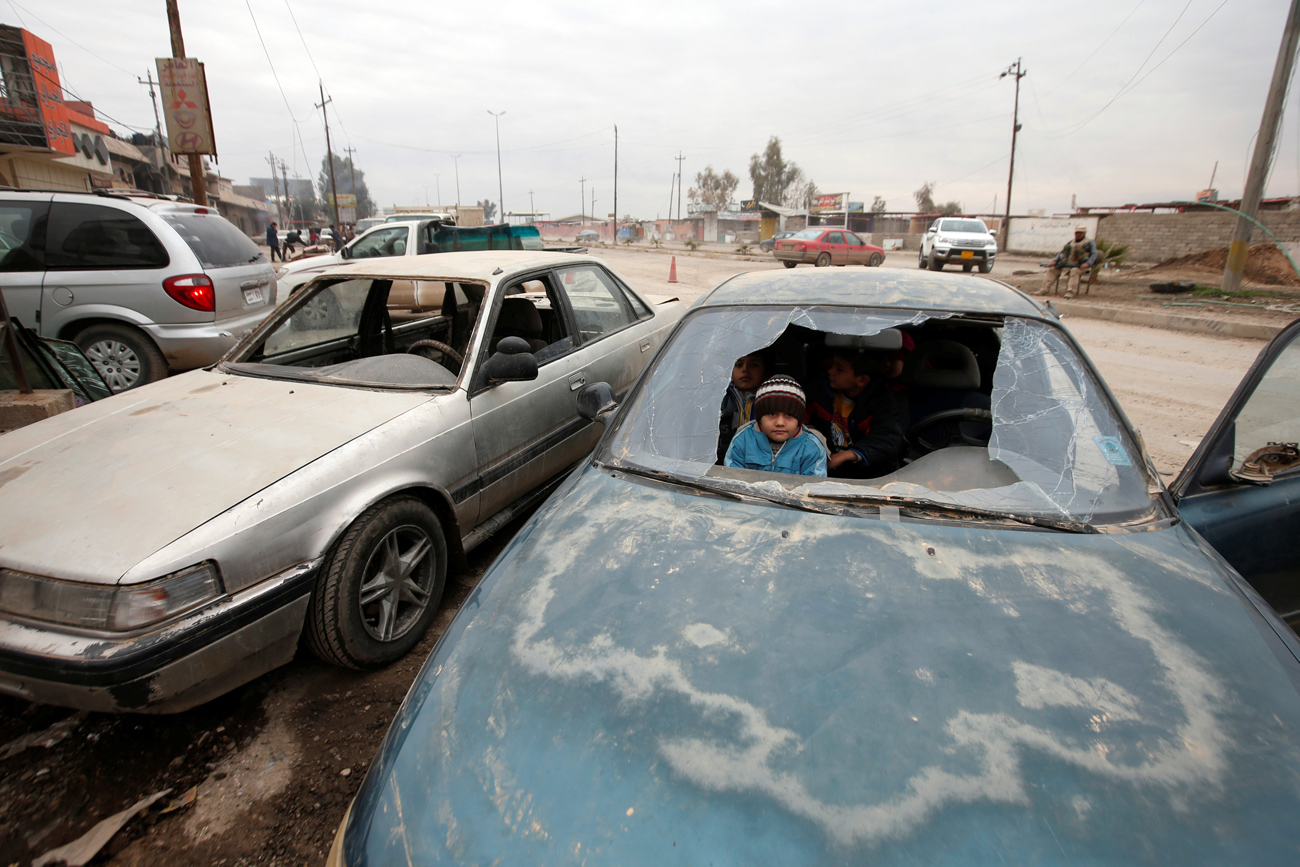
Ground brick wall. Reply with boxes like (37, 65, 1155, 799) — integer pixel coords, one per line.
(1093, 210, 1300, 263)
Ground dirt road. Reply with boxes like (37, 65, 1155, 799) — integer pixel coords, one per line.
(0, 247, 1267, 866)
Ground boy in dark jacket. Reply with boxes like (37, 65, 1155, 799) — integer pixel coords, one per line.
(717, 352, 766, 463)
(806, 349, 905, 478)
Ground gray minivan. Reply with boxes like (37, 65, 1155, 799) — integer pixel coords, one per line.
(0, 191, 277, 391)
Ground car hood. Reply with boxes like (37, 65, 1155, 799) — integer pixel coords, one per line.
(347, 466, 1300, 865)
(0, 370, 429, 584)
(277, 251, 343, 278)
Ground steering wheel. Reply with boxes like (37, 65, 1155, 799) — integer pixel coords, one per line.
(406, 339, 464, 371)
(906, 408, 994, 455)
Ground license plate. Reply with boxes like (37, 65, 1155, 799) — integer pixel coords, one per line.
(243, 288, 265, 305)
(960, 250, 974, 259)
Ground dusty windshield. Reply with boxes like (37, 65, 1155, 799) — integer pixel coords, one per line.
(939, 220, 990, 234)
(602, 306, 1159, 526)
(222, 276, 484, 389)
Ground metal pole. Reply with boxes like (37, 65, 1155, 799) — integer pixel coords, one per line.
(451, 154, 461, 210)
(488, 111, 505, 224)
(529, 189, 535, 224)
(580, 177, 586, 225)
(138, 70, 164, 169)
(344, 145, 358, 221)
(613, 125, 618, 242)
(675, 152, 685, 221)
(166, 0, 208, 206)
(279, 158, 292, 224)
(266, 152, 283, 224)
(317, 82, 341, 233)
(999, 59, 1025, 252)
(434, 174, 441, 207)
(1223, 0, 1300, 292)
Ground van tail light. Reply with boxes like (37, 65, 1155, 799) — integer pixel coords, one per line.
(163, 274, 216, 312)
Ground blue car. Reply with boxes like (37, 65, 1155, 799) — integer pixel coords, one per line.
(330, 269, 1300, 865)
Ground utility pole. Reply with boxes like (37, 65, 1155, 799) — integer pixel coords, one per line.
(432, 174, 441, 207)
(667, 173, 676, 225)
(579, 176, 587, 225)
(279, 158, 292, 224)
(137, 69, 163, 165)
(613, 125, 618, 241)
(317, 82, 340, 231)
(529, 189, 535, 224)
(1223, 0, 1300, 292)
(674, 152, 685, 221)
(450, 154, 461, 210)
(488, 110, 505, 224)
(266, 152, 283, 223)
(591, 189, 597, 232)
(344, 145, 358, 220)
(165, 0, 207, 206)
(998, 59, 1025, 252)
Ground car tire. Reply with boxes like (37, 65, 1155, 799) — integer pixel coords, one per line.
(782, 260, 798, 269)
(306, 495, 447, 670)
(927, 251, 944, 272)
(868, 252, 884, 267)
(294, 291, 344, 331)
(815, 253, 831, 267)
(918, 249, 927, 269)
(962, 263, 973, 272)
(74, 323, 167, 393)
(978, 260, 994, 274)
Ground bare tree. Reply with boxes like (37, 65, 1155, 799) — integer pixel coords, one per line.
(871, 195, 887, 214)
(783, 169, 818, 210)
(477, 199, 497, 222)
(914, 181, 961, 216)
(688, 166, 740, 212)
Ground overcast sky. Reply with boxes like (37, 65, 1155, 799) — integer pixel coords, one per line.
(7, 0, 1297, 220)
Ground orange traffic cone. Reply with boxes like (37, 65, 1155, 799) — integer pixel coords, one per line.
(668, 256, 678, 283)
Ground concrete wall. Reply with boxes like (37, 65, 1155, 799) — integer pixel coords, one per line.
(1008, 209, 1300, 263)
(1007, 216, 1100, 256)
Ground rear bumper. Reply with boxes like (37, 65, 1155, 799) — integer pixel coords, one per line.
(144, 305, 278, 370)
(773, 250, 814, 264)
(0, 562, 316, 713)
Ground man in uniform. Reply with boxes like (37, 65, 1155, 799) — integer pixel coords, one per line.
(1039, 224, 1097, 298)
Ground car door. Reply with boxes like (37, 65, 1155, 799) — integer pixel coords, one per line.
(468, 271, 590, 520)
(1173, 317, 1300, 627)
(0, 197, 50, 331)
(844, 231, 868, 265)
(823, 231, 844, 264)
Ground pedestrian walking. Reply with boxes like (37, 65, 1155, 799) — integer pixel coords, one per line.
(265, 221, 282, 262)
(284, 227, 301, 259)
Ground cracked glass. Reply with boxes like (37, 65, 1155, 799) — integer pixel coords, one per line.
(603, 307, 1159, 525)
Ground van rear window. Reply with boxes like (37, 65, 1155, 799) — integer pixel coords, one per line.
(162, 213, 265, 268)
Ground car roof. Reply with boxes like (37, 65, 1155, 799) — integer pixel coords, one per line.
(318, 249, 602, 283)
(698, 268, 1045, 317)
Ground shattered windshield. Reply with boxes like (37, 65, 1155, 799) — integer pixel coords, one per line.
(601, 306, 1159, 526)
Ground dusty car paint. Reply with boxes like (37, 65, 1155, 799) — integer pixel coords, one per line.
(344, 465, 1300, 864)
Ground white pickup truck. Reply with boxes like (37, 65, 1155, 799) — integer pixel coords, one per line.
(918, 217, 998, 273)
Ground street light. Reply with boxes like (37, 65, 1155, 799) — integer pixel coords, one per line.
(450, 153, 461, 209)
(487, 110, 505, 224)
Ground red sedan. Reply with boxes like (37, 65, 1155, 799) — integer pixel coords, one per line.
(772, 228, 886, 268)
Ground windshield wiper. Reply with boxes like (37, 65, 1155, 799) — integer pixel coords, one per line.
(807, 490, 1098, 533)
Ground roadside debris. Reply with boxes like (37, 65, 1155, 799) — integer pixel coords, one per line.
(0, 712, 86, 760)
(33, 789, 171, 867)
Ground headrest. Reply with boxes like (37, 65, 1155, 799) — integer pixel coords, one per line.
(497, 296, 542, 334)
(904, 340, 981, 390)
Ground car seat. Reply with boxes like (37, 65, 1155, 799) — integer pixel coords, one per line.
(901, 340, 991, 446)
(492, 297, 548, 354)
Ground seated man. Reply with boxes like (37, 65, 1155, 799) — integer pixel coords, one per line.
(1038, 225, 1097, 299)
(717, 351, 767, 463)
(806, 348, 905, 479)
(725, 376, 828, 476)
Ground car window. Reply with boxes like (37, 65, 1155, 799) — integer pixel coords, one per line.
(790, 229, 822, 240)
(0, 200, 48, 271)
(1230, 337, 1300, 472)
(159, 211, 264, 268)
(348, 226, 408, 259)
(488, 277, 576, 364)
(262, 278, 371, 356)
(940, 220, 989, 234)
(845, 232, 864, 246)
(603, 308, 1157, 526)
(826, 232, 843, 244)
(554, 264, 638, 341)
(46, 203, 169, 270)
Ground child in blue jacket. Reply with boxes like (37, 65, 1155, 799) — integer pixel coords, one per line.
(724, 376, 828, 476)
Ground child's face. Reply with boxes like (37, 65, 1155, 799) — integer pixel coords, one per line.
(827, 356, 869, 393)
(758, 412, 800, 443)
(732, 355, 766, 391)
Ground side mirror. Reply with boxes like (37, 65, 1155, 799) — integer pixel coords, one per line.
(576, 381, 619, 423)
(482, 336, 538, 383)
(339, 245, 351, 260)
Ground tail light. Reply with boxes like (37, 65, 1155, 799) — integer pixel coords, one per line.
(163, 274, 216, 311)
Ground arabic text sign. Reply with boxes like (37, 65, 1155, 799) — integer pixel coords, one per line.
(22, 29, 73, 155)
(156, 58, 217, 156)
(810, 193, 848, 213)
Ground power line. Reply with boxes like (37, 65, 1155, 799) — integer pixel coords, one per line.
(1042, 0, 1149, 97)
(8, 0, 137, 79)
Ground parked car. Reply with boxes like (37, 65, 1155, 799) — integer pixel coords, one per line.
(758, 230, 795, 252)
(276, 221, 548, 296)
(0, 190, 276, 392)
(330, 268, 1300, 865)
(919, 216, 998, 272)
(0, 251, 685, 713)
(772, 227, 885, 268)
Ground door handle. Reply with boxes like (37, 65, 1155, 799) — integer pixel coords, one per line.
(568, 372, 586, 391)
(640, 339, 651, 353)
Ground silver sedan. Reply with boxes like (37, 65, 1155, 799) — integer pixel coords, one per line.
(0, 251, 685, 712)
